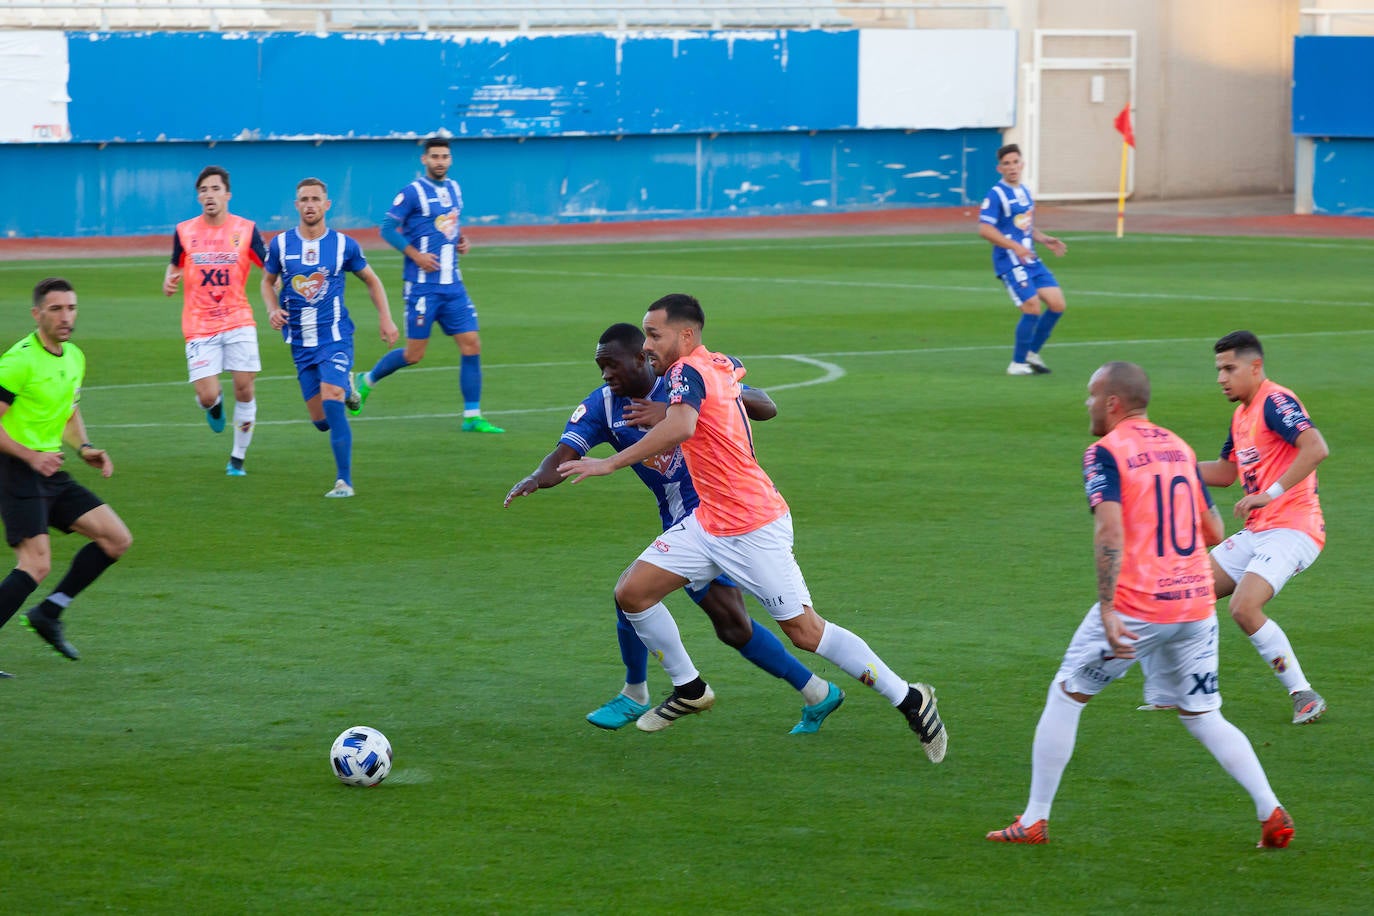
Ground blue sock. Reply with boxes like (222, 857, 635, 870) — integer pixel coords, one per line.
(322, 399, 351, 484)
(1013, 313, 1038, 363)
(460, 353, 482, 412)
(616, 606, 649, 685)
(370, 347, 411, 383)
(313, 418, 330, 432)
(738, 619, 813, 691)
(1030, 309, 1062, 353)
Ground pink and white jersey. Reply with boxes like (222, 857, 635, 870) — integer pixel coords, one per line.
(1084, 419, 1217, 624)
(1220, 379, 1325, 547)
(170, 214, 265, 340)
(665, 345, 788, 536)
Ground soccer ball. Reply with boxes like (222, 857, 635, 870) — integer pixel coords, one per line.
(330, 725, 393, 787)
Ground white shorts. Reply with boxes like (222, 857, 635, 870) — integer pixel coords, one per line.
(636, 512, 813, 622)
(1211, 528, 1320, 597)
(186, 326, 261, 382)
(1054, 604, 1223, 713)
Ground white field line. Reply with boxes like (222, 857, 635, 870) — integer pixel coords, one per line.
(84, 329, 1372, 431)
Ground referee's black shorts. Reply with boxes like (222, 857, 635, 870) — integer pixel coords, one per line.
(0, 453, 105, 546)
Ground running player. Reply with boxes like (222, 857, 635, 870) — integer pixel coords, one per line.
(2, 278, 133, 668)
(977, 144, 1068, 376)
(353, 137, 502, 433)
(260, 178, 398, 498)
(162, 165, 266, 475)
(504, 322, 844, 734)
(986, 362, 1292, 848)
(558, 295, 946, 759)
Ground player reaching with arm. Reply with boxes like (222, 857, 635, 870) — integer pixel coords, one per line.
(1198, 330, 1329, 724)
(0, 278, 133, 671)
(504, 323, 843, 734)
(352, 137, 502, 434)
(260, 178, 398, 498)
(162, 165, 266, 476)
(557, 295, 946, 759)
(977, 144, 1068, 376)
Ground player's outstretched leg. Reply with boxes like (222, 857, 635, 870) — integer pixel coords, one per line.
(808, 618, 947, 760)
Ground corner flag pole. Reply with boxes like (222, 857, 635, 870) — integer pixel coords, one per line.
(1115, 140, 1129, 238)
(1113, 104, 1135, 239)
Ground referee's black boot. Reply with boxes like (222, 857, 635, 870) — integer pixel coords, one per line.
(23, 605, 80, 661)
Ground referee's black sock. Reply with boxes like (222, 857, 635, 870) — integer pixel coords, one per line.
(0, 568, 39, 630)
(45, 543, 119, 617)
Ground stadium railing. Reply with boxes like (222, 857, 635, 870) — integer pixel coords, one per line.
(0, 1, 1009, 33)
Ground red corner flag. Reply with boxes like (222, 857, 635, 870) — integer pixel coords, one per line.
(1114, 105, 1135, 147)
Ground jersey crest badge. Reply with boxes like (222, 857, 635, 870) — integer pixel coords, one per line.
(291, 270, 329, 304)
(435, 210, 459, 241)
(570, 404, 587, 423)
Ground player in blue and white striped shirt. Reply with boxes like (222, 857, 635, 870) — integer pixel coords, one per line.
(977, 144, 1069, 376)
(261, 178, 398, 498)
(354, 137, 503, 433)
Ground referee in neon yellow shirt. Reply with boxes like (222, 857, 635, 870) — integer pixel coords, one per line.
(0, 278, 131, 674)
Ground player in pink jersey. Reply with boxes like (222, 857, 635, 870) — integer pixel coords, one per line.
(161, 166, 267, 477)
(1203, 331, 1328, 724)
(988, 362, 1292, 849)
(558, 294, 947, 761)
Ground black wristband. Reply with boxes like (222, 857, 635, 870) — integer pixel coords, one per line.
(79, 442, 94, 451)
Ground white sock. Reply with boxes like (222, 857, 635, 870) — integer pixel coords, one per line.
(814, 621, 907, 704)
(623, 682, 650, 705)
(1022, 682, 1086, 825)
(1248, 618, 1311, 693)
(231, 399, 256, 460)
(622, 603, 699, 686)
(1182, 710, 1281, 819)
(800, 674, 829, 705)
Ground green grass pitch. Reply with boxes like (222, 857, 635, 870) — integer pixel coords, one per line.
(0, 230, 1370, 913)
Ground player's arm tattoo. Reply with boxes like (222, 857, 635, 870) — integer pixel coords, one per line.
(1094, 542, 1121, 608)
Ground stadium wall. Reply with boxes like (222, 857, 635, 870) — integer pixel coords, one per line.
(1291, 35, 1374, 216)
(0, 28, 1014, 238)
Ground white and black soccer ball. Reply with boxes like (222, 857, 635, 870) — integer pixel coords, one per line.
(330, 726, 393, 787)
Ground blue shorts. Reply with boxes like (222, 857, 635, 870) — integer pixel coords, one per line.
(294, 341, 352, 401)
(404, 283, 479, 339)
(684, 573, 741, 606)
(999, 261, 1059, 306)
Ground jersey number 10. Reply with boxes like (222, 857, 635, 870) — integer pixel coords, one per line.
(1152, 474, 1199, 558)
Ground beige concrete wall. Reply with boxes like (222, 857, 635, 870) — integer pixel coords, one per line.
(1005, 0, 1305, 199)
